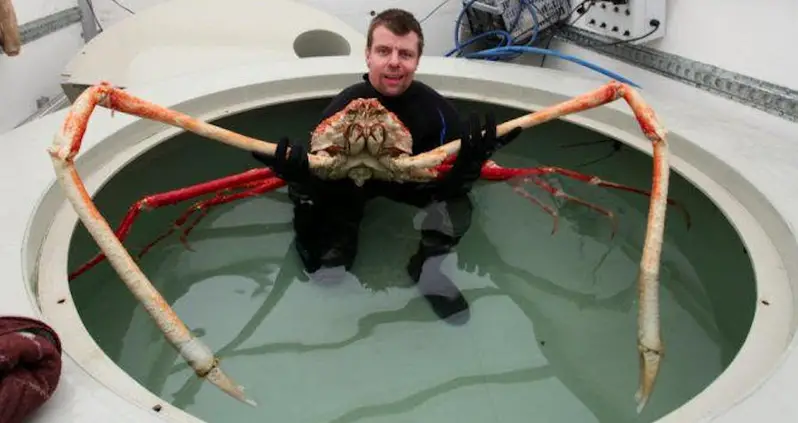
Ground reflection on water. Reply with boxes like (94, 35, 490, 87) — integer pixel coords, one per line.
(68, 98, 756, 423)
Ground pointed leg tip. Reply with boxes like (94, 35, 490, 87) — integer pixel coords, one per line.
(205, 366, 258, 407)
(635, 393, 649, 414)
(635, 347, 662, 414)
(634, 383, 650, 411)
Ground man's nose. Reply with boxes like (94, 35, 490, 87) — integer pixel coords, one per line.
(388, 51, 400, 65)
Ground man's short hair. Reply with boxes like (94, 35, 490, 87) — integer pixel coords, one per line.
(366, 9, 425, 56)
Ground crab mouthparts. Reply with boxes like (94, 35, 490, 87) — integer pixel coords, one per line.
(348, 167, 372, 187)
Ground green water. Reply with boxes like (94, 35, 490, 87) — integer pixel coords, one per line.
(67, 98, 756, 423)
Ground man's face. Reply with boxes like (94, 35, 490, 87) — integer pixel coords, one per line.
(365, 25, 420, 97)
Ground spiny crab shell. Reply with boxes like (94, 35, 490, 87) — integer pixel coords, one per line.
(309, 98, 417, 186)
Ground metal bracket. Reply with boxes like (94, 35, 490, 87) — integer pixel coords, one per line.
(555, 26, 798, 123)
(77, 0, 99, 41)
(1, 7, 82, 55)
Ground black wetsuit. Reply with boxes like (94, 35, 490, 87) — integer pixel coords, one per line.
(254, 74, 522, 322)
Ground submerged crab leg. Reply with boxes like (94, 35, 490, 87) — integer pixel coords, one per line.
(48, 83, 257, 406)
(69, 170, 285, 280)
(423, 81, 668, 412)
(477, 163, 690, 237)
(136, 177, 286, 259)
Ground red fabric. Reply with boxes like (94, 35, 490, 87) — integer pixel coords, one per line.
(0, 316, 62, 423)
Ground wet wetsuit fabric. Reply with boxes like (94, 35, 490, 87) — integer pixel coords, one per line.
(254, 74, 520, 321)
(297, 75, 472, 321)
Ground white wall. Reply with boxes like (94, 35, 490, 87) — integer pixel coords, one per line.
(0, 0, 85, 131)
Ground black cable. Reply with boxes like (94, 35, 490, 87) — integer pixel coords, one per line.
(539, 1, 660, 67)
(559, 1, 662, 48)
(510, 0, 580, 43)
(109, 0, 135, 15)
(83, 0, 137, 36)
(84, 0, 104, 32)
(566, 1, 595, 27)
(540, 0, 593, 66)
(586, 19, 660, 46)
(562, 0, 594, 23)
(420, 0, 450, 24)
(561, 138, 624, 168)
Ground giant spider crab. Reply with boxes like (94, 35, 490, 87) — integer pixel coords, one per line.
(49, 80, 680, 413)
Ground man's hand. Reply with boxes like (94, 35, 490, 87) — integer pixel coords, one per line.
(252, 137, 311, 183)
(455, 112, 522, 180)
(436, 113, 522, 198)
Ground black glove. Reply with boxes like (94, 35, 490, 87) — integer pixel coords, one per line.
(252, 137, 312, 184)
(438, 112, 522, 197)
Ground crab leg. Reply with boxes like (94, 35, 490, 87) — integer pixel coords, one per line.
(49, 81, 334, 169)
(478, 162, 690, 236)
(424, 81, 668, 412)
(136, 177, 286, 259)
(0, 0, 21, 56)
(48, 84, 257, 406)
(69, 170, 284, 280)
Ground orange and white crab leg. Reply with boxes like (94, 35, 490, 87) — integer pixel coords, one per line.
(47, 82, 259, 406)
(49, 81, 334, 169)
(399, 81, 668, 412)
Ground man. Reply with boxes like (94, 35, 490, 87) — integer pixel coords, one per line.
(254, 9, 521, 323)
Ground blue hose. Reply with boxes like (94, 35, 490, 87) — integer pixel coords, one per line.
(470, 46, 640, 87)
(447, 0, 641, 88)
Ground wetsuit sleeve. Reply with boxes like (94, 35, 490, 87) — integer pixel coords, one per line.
(407, 86, 463, 153)
(402, 88, 471, 201)
(437, 96, 464, 144)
